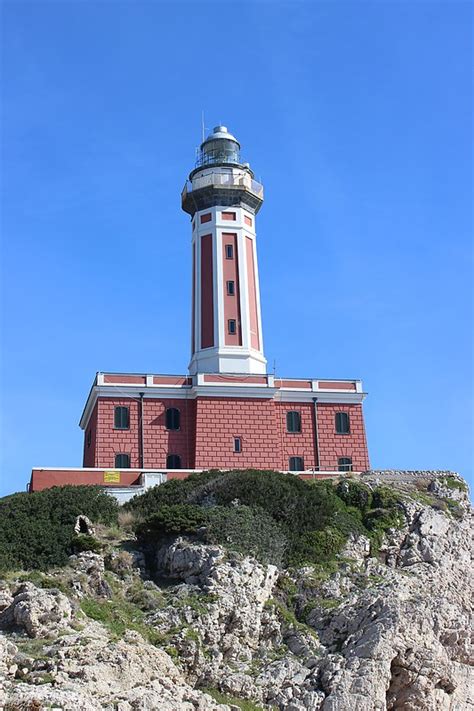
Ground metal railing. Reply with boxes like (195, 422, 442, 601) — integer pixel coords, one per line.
(182, 173, 263, 201)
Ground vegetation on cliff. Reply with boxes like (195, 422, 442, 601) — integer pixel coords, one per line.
(0, 485, 118, 572)
(127, 470, 405, 567)
(2, 470, 459, 574)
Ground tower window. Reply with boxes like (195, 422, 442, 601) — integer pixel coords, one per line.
(226, 280, 235, 295)
(335, 412, 350, 434)
(228, 319, 237, 334)
(115, 453, 130, 468)
(166, 454, 182, 469)
(166, 407, 180, 431)
(200, 213, 212, 224)
(225, 244, 234, 259)
(286, 411, 301, 433)
(222, 211, 236, 221)
(244, 215, 253, 227)
(114, 406, 129, 430)
(338, 457, 352, 472)
(289, 456, 304, 471)
(234, 437, 242, 453)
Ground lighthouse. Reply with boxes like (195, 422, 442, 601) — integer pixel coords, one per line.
(30, 122, 371, 494)
(182, 126, 267, 375)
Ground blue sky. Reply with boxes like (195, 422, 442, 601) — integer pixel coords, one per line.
(1, 1, 472, 497)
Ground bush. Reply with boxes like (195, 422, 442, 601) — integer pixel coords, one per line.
(70, 534, 102, 554)
(288, 527, 346, 567)
(371, 486, 400, 510)
(134, 503, 207, 541)
(129, 470, 406, 570)
(335, 481, 372, 510)
(0, 486, 118, 572)
(205, 505, 287, 566)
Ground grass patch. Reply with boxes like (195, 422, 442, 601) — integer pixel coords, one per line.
(15, 637, 50, 659)
(79, 596, 164, 645)
(439, 476, 467, 493)
(203, 688, 268, 711)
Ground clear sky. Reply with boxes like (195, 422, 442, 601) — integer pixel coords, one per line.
(1, 1, 472, 497)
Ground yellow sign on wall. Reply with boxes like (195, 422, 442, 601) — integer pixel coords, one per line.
(103, 470, 121, 483)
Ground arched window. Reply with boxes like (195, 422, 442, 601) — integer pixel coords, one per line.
(166, 454, 182, 469)
(338, 457, 352, 472)
(286, 411, 301, 433)
(335, 412, 350, 434)
(166, 407, 180, 431)
(115, 453, 130, 468)
(114, 406, 129, 430)
(289, 456, 304, 471)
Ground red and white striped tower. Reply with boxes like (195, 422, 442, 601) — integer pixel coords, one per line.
(182, 126, 267, 375)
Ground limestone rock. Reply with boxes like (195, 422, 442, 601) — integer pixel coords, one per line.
(0, 582, 72, 638)
(68, 550, 113, 598)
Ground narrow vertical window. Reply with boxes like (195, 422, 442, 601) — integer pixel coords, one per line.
(114, 406, 130, 430)
(338, 457, 352, 472)
(234, 437, 242, 453)
(286, 411, 301, 433)
(335, 412, 350, 434)
(226, 280, 235, 295)
(115, 453, 130, 468)
(225, 244, 234, 259)
(228, 319, 236, 334)
(166, 407, 180, 431)
(289, 456, 304, 471)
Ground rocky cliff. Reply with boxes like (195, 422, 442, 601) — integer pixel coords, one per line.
(0, 471, 472, 711)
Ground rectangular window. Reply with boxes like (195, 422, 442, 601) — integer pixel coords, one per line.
(200, 213, 212, 224)
(234, 437, 242, 453)
(114, 406, 130, 430)
(226, 280, 235, 295)
(286, 411, 301, 433)
(225, 244, 234, 259)
(222, 211, 236, 221)
(289, 456, 304, 471)
(335, 412, 350, 434)
(338, 457, 352, 472)
(228, 319, 237, 334)
(244, 215, 253, 227)
(115, 453, 130, 468)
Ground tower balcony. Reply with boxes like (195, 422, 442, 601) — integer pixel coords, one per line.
(181, 172, 264, 216)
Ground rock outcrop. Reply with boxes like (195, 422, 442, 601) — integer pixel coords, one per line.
(0, 471, 471, 710)
(0, 582, 72, 638)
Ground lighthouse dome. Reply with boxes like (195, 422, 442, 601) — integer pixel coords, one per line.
(198, 125, 241, 167)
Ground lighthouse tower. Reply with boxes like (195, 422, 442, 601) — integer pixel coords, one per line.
(182, 126, 267, 375)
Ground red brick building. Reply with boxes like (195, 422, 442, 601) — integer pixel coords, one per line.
(30, 126, 369, 495)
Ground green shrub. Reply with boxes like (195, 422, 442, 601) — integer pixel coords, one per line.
(371, 486, 400, 510)
(129, 470, 407, 571)
(205, 505, 287, 566)
(363, 507, 403, 532)
(70, 534, 103, 554)
(0, 486, 118, 572)
(134, 503, 207, 539)
(288, 527, 346, 566)
(125, 470, 226, 517)
(335, 481, 372, 510)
